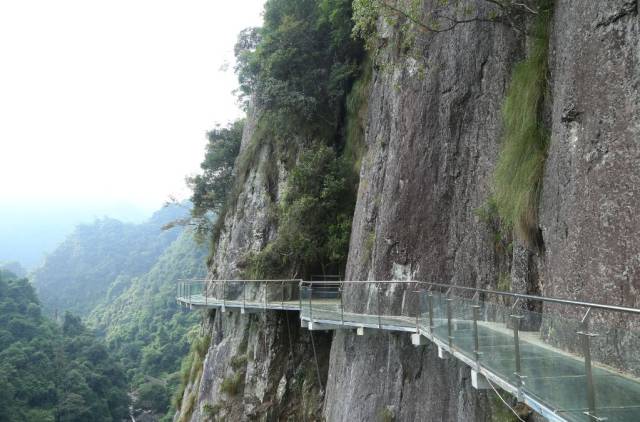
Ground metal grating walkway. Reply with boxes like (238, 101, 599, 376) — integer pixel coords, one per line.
(176, 279, 640, 422)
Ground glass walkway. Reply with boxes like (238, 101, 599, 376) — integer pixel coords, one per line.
(176, 279, 640, 422)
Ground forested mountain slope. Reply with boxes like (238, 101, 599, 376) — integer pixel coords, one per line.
(32, 204, 186, 316)
(88, 229, 207, 420)
(0, 271, 129, 422)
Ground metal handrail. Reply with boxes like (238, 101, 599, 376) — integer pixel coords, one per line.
(176, 277, 640, 421)
(178, 278, 640, 315)
(299, 280, 640, 316)
(178, 278, 300, 282)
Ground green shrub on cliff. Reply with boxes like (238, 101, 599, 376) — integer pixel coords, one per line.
(247, 145, 357, 277)
(190, 0, 366, 277)
(493, 4, 552, 243)
(235, 0, 363, 134)
(187, 120, 244, 244)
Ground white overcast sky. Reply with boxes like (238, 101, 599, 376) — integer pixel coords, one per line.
(0, 0, 264, 214)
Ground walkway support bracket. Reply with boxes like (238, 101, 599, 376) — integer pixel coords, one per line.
(471, 369, 489, 390)
(411, 332, 426, 346)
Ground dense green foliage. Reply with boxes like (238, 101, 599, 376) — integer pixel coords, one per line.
(32, 205, 186, 315)
(235, 0, 363, 135)
(0, 272, 129, 421)
(175, 1, 368, 415)
(493, 4, 552, 242)
(247, 145, 357, 277)
(187, 120, 244, 241)
(88, 229, 207, 418)
(225, 0, 368, 278)
(26, 204, 206, 419)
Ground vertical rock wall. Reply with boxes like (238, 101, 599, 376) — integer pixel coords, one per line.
(540, 0, 640, 370)
(324, 4, 524, 420)
(176, 109, 331, 421)
(541, 1, 639, 306)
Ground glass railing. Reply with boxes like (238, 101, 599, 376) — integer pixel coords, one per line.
(176, 279, 301, 309)
(176, 280, 205, 304)
(300, 280, 640, 421)
(179, 279, 640, 421)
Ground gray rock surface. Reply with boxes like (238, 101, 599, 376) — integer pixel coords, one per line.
(540, 0, 640, 369)
(324, 6, 523, 421)
(179, 310, 330, 421)
(176, 105, 331, 421)
(542, 0, 639, 308)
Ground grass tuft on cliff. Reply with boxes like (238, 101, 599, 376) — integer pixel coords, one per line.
(344, 59, 372, 175)
(173, 333, 211, 413)
(493, 4, 552, 243)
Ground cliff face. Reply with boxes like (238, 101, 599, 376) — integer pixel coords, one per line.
(324, 7, 522, 422)
(539, 0, 640, 371)
(542, 1, 639, 306)
(176, 109, 331, 421)
(176, 1, 640, 421)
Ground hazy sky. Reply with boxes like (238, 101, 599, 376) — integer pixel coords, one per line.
(0, 0, 264, 213)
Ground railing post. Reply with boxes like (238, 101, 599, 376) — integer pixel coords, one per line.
(308, 283, 313, 322)
(472, 304, 482, 368)
(298, 281, 302, 313)
(243, 280, 247, 310)
(427, 292, 434, 334)
(377, 283, 382, 329)
(577, 307, 599, 420)
(222, 280, 226, 310)
(415, 285, 420, 333)
(511, 313, 525, 400)
(264, 281, 268, 310)
(446, 289, 454, 350)
(281, 280, 285, 309)
(340, 282, 344, 326)
(205, 281, 208, 306)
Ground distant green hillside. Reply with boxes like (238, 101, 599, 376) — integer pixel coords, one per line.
(0, 272, 129, 422)
(31, 205, 186, 316)
(87, 229, 206, 418)
(27, 204, 208, 419)
(0, 201, 150, 270)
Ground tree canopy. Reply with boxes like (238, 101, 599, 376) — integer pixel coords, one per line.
(0, 273, 129, 422)
(235, 0, 364, 133)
